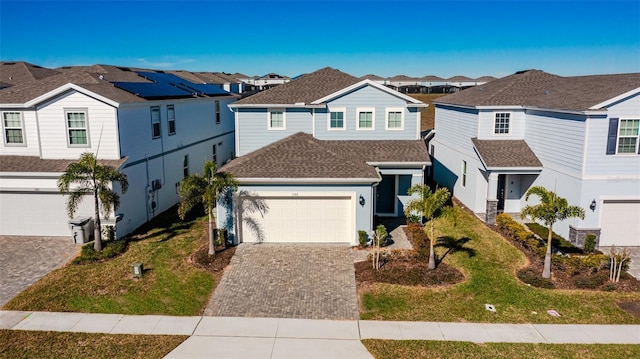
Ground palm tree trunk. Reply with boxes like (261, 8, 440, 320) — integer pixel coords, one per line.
(208, 208, 215, 256)
(428, 217, 436, 270)
(93, 189, 102, 252)
(542, 224, 553, 278)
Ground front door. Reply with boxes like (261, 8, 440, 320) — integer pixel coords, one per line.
(497, 174, 506, 212)
(376, 175, 395, 215)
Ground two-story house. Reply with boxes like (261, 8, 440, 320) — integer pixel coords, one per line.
(431, 69, 640, 248)
(217, 67, 429, 245)
(0, 65, 238, 239)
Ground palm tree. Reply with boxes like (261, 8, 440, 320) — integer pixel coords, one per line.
(57, 152, 128, 252)
(404, 184, 451, 269)
(178, 161, 238, 255)
(521, 186, 585, 278)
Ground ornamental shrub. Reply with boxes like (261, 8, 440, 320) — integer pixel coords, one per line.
(517, 267, 555, 289)
(358, 230, 368, 248)
(583, 233, 596, 254)
(573, 272, 608, 289)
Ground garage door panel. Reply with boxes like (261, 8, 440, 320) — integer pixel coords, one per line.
(240, 196, 352, 243)
(600, 200, 640, 247)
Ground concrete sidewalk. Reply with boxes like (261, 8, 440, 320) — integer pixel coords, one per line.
(2, 310, 640, 359)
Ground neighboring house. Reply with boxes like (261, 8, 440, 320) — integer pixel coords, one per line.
(0, 65, 238, 239)
(431, 69, 640, 248)
(1, 61, 60, 88)
(254, 73, 291, 90)
(360, 74, 386, 86)
(218, 67, 429, 246)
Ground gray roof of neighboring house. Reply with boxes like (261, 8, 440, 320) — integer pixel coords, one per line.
(471, 138, 542, 169)
(0, 61, 60, 86)
(360, 74, 385, 80)
(436, 70, 640, 111)
(420, 75, 445, 81)
(232, 67, 361, 105)
(0, 155, 128, 173)
(388, 75, 419, 82)
(475, 75, 497, 82)
(220, 132, 429, 180)
(447, 75, 474, 82)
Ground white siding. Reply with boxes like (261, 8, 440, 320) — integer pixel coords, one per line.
(0, 109, 40, 156)
(477, 109, 526, 140)
(36, 91, 120, 160)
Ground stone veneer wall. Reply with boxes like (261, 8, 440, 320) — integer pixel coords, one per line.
(485, 200, 498, 225)
(569, 226, 601, 249)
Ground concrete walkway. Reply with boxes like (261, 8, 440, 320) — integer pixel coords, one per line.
(2, 310, 640, 358)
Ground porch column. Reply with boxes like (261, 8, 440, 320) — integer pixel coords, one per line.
(485, 172, 499, 224)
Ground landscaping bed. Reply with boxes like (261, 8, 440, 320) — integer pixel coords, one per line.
(355, 257, 463, 287)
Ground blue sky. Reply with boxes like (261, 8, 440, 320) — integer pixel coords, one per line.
(1, 0, 638, 78)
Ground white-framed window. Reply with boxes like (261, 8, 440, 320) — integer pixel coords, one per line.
(356, 108, 375, 130)
(327, 108, 345, 130)
(268, 109, 285, 130)
(215, 101, 221, 124)
(183, 154, 189, 178)
(151, 106, 161, 139)
(461, 160, 467, 187)
(65, 109, 89, 147)
(2, 111, 25, 145)
(617, 119, 640, 154)
(167, 105, 176, 135)
(494, 112, 510, 134)
(385, 108, 404, 130)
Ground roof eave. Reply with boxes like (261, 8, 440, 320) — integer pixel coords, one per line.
(311, 79, 426, 105)
(24, 83, 120, 108)
(236, 177, 381, 185)
(485, 166, 543, 172)
(367, 161, 431, 167)
(229, 103, 324, 109)
(589, 87, 640, 110)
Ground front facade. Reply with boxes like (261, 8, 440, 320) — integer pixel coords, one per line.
(218, 67, 429, 245)
(0, 66, 237, 238)
(432, 70, 640, 248)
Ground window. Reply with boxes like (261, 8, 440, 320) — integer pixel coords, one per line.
(212, 144, 217, 164)
(617, 119, 640, 154)
(494, 113, 510, 134)
(3, 112, 24, 145)
(328, 109, 345, 130)
(167, 105, 176, 135)
(462, 160, 467, 187)
(268, 110, 285, 130)
(357, 108, 375, 130)
(215, 101, 221, 124)
(386, 108, 403, 130)
(151, 106, 161, 138)
(66, 110, 89, 146)
(183, 155, 189, 178)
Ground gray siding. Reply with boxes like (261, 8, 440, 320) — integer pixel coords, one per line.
(236, 108, 313, 156)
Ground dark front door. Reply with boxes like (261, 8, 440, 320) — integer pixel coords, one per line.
(497, 174, 506, 212)
(376, 175, 395, 214)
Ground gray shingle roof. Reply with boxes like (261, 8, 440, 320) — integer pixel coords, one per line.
(232, 67, 361, 105)
(0, 62, 60, 86)
(437, 70, 640, 111)
(447, 75, 474, 82)
(360, 74, 385, 81)
(420, 75, 445, 81)
(472, 138, 542, 169)
(220, 132, 429, 180)
(0, 155, 128, 173)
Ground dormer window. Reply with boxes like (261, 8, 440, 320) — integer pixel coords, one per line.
(268, 110, 285, 130)
(494, 113, 510, 134)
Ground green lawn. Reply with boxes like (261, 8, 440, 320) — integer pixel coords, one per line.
(2, 208, 215, 316)
(0, 330, 186, 359)
(360, 205, 640, 323)
(362, 340, 640, 359)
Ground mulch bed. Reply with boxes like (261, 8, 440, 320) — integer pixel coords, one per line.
(189, 242, 236, 292)
(355, 259, 464, 287)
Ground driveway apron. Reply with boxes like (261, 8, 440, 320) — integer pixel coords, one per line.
(204, 243, 359, 320)
(0, 236, 79, 307)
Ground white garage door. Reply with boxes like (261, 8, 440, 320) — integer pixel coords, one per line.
(239, 196, 352, 243)
(600, 200, 640, 247)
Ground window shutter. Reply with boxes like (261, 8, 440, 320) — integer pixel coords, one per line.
(606, 118, 618, 155)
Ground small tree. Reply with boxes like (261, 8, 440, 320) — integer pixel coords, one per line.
(57, 152, 128, 252)
(609, 245, 631, 283)
(373, 224, 388, 270)
(178, 161, 238, 255)
(521, 186, 585, 279)
(404, 185, 451, 270)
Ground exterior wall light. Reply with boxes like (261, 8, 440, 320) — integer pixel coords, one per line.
(359, 195, 365, 206)
(590, 199, 596, 211)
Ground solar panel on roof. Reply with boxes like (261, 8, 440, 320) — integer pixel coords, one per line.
(182, 83, 229, 96)
(136, 71, 188, 84)
(112, 82, 195, 99)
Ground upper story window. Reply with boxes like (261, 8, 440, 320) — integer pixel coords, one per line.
(328, 108, 345, 130)
(268, 110, 285, 130)
(357, 108, 375, 130)
(386, 108, 403, 130)
(183, 154, 189, 178)
(215, 101, 221, 124)
(2, 111, 25, 145)
(66, 110, 89, 147)
(461, 160, 467, 187)
(617, 119, 639, 154)
(167, 105, 176, 135)
(494, 113, 510, 134)
(151, 106, 161, 139)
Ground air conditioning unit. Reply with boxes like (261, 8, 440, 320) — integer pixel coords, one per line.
(152, 179, 162, 191)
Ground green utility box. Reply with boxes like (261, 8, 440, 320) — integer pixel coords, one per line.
(132, 262, 143, 278)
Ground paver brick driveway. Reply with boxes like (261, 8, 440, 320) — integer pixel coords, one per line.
(0, 236, 79, 307)
(204, 243, 359, 320)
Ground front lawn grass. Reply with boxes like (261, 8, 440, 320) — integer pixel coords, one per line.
(362, 340, 640, 359)
(2, 207, 215, 316)
(360, 204, 640, 323)
(0, 330, 186, 359)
